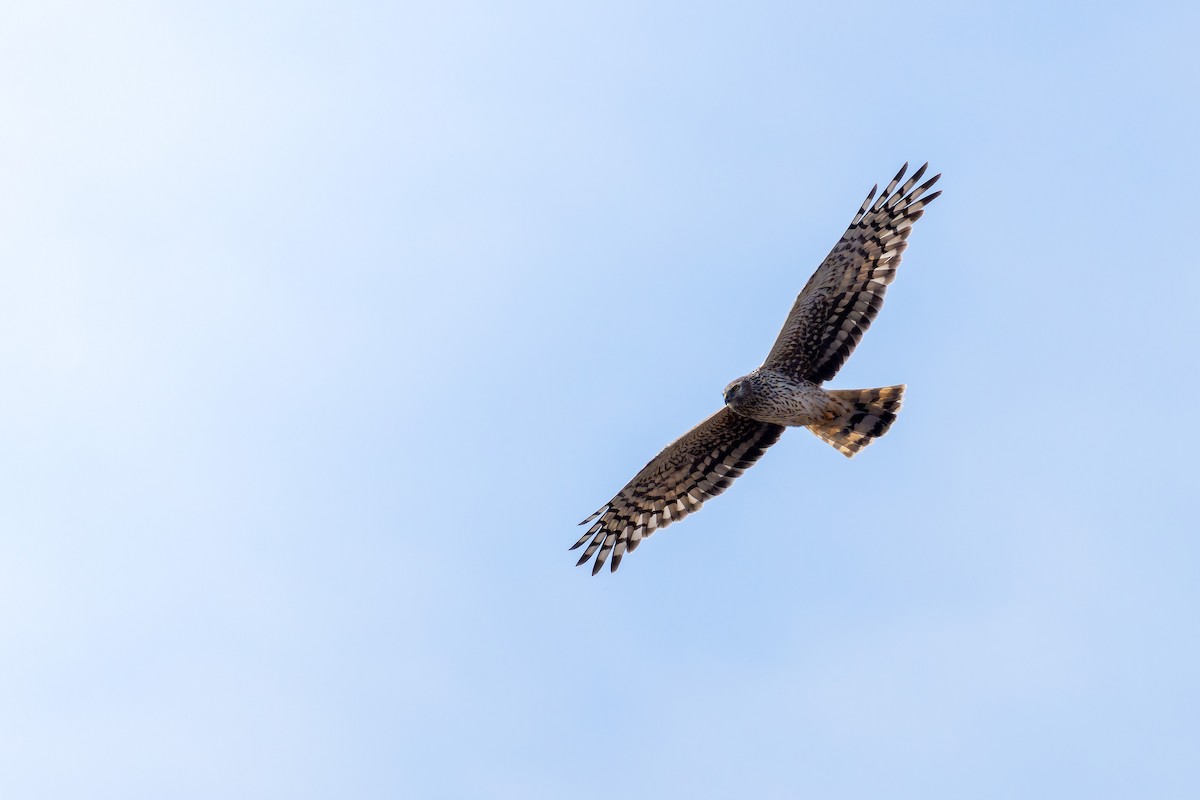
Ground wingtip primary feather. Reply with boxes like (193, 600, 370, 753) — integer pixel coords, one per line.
(917, 189, 943, 208)
(579, 506, 605, 526)
(914, 172, 941, 196)
(874, 164, 909, 212)
(899, 163, 928, 196)
(854, 184, 879, 223)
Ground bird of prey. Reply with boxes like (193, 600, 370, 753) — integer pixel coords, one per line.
(573, 163, 941, 575)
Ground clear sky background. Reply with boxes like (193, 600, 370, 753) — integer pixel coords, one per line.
(2, 1, 1198, 798)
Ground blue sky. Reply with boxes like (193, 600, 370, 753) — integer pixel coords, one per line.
(2, 1, 1198, 797)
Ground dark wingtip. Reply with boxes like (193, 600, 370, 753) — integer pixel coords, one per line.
(590, 558, 604, 576)
(569, 528, 593, 550)
(908, 162, 929, 186)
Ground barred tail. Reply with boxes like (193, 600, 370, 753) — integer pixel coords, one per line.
(808, 385, 905, 458)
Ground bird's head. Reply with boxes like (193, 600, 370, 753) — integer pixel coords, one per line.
(723, 377, 748, 407)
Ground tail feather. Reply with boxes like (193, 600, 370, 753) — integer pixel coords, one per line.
(808, 385, 905, 458)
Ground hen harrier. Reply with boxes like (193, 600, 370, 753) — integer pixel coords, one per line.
(573, 163, 941, 575)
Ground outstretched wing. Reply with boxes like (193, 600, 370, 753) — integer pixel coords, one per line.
(573, 408, 784, 575)
(762, 163, 941, 383)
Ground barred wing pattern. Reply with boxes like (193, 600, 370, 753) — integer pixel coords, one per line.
(763, 163, 941, 383)
(573, 408, 784, 575)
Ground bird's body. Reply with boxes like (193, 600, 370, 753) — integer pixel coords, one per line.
(723, 369, 840, 427)
(574, 163, 941, 574)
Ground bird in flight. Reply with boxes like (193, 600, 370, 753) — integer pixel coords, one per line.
(573, 163, 941, 575)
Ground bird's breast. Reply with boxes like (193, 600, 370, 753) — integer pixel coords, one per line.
(732, 374, 833, 427)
